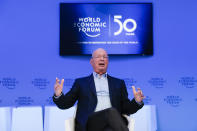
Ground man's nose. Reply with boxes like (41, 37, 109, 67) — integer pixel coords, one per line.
(100, 56, 104, 60)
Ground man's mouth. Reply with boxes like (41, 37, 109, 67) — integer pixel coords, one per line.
(99, 63, 105, 67)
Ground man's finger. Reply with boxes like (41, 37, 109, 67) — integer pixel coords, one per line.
(137, 88, 142, 94)
(137, 88, 144, 97)
(140, 90, 143, 95)
(137, 88, 141, 91)
(60, 79, 64, 87)
(132, 86, 136, 94)
(139, 90, 145, 99)
(56, 77, 60, 84)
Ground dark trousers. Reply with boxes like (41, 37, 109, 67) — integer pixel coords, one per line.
(86, 108, 129, 131)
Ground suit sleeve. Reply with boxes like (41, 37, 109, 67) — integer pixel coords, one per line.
(53, 79, 79, 109)
(120, 80, 144, 115)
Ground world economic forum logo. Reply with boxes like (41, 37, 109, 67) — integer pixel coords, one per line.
(15, 96, 34, 106)
(164, 95, 182, 107)
(73, 15, 137, 38)
(32, 78, 50, 90)
(74, 17, 106, 37)
(0, 77, 19, 90)
(178, 76, 197, 88)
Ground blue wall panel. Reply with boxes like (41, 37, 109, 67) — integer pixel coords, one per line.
(0, 0, 197, 130)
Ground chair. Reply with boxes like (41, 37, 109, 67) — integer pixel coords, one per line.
(44, 106, 75, 131)
(65, 115, 75, 131)
(65, 105, 157, 131)
(123, 114, 135, 131)
(65, 110, 135, 131)
(11, 106, 43, 131)
(65, 106, 77, 131)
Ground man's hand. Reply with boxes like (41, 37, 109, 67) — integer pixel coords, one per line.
(132, 86, 145, 103)
(54, 77, 64, 97)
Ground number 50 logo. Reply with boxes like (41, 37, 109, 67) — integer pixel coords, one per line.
(114, 15, 137, 36)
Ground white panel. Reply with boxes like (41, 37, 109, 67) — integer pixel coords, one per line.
(11, 106, 43, 131)
(131, 105, 157, 131)
(44, 106, 75, 131)
(0, 107, 11, 131)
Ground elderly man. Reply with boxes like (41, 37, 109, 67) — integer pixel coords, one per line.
(53, 48, 144, 131)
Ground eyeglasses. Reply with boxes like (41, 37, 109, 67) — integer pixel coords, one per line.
(93, 56, 109, 59)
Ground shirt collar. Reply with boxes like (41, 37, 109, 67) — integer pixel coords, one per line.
(93, 72, 107, 78)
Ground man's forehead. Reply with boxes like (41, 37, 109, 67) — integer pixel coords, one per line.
(93, 48, 107, 56)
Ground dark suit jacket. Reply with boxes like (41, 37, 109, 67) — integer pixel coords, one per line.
(53, 74, 144, 131)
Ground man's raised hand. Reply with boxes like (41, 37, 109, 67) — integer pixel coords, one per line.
(132, 86, 145, 103)
(54, 77, 64, 97)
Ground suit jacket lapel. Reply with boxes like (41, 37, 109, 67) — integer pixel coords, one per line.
(88, 74, 97, 97)
(107, 75, 114, 106)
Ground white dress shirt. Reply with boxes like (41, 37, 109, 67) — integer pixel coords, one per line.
(93, 72, 112, 112)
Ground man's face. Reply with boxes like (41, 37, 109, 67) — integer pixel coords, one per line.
(90, 49, 109, 75)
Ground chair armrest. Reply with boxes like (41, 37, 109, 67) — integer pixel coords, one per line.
(122, 115, 135, 131)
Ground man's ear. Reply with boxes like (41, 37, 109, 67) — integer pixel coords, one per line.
(90, 58, 93, 66)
